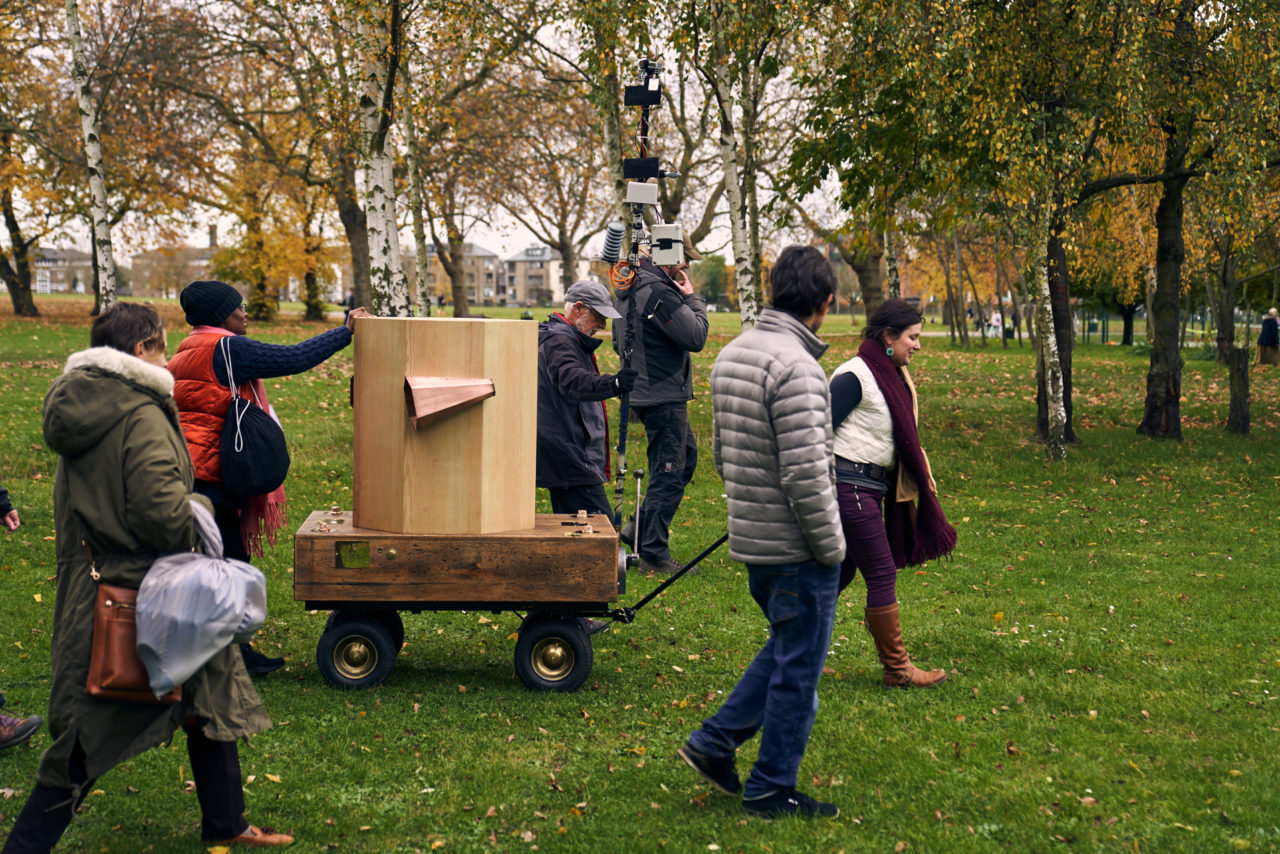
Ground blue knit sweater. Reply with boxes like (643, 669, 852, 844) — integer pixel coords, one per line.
(211, 326, 352, 386)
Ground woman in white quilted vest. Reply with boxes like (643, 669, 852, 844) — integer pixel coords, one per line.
(829, 299, 956, 688)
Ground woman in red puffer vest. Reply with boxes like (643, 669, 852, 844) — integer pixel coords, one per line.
(169, 280, 369, 675)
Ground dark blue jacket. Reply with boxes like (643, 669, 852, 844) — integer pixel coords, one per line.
(536, 315, 619, 488)
(1259, 316, 1279, 349)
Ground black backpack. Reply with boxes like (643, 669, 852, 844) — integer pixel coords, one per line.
(217, 337, 290, 496)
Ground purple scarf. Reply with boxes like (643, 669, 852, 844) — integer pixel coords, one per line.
(857, 338, 957, 567)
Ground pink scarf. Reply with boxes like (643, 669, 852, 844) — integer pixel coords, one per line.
(856, 338, 956, 567)
(192, 326, 288, 558)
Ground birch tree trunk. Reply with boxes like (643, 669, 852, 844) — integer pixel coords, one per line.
(711, 63, 761, 327)
(66, 0, 118, 309)
(381, 152, 409, 315)
(401, 61, 430, 316)
(1032, 226, 1067, 461)
(359, 4, 409, 317)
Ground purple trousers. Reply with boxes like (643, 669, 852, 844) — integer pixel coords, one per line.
(836, 484, 898, 607)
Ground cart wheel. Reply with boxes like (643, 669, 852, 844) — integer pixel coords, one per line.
(325, 609, 404, 651)
(316, 615, 396, 689)
(375, 610, 405, 651)
(514, 617, 593, 692)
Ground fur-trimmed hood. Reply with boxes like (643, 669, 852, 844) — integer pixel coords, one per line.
(44, 346, 178, 458)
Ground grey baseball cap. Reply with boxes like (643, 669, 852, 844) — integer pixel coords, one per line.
(565, 280, 621, 319)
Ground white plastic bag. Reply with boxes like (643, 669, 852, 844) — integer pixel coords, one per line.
(136, 498, 267, 696)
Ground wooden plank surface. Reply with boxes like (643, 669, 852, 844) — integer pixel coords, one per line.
(352, 318, 536, 535)
(294, 510, 618, 605)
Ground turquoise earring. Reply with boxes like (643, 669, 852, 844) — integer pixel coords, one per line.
(885, 346, 894, 356)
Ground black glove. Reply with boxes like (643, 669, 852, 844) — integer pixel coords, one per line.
(614, 368, 638, 394)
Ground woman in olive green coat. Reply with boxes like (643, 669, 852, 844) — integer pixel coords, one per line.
(2, 304, 290, 853)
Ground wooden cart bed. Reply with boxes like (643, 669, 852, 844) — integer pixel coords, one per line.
(293, 509, 619, 610)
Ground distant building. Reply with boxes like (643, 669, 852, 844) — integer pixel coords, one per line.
(31, 247, 94, 294)
(405, 242, 501, 307)
(504, 245, 594, 308)
(130, 226, 218, 299)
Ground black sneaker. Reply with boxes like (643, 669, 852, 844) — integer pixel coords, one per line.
(581, 618, 612, 636)
(239, 643, 285, 676)
(743, 787, 839, 819)
(677, 742, 741, 795)
(619, 520, 635, 550)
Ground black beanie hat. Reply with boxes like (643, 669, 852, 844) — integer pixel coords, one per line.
(180, 280, 243, 327)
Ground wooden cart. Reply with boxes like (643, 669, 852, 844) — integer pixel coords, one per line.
(293, 508, 625, 692)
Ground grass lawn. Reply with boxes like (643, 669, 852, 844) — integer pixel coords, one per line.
(1, 295, 1277, 853)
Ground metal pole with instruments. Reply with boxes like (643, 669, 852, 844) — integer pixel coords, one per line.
(609, 58, 670, 534)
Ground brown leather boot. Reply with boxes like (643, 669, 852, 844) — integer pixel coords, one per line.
(0, 712, 43, 749)
(865, 603, 947, 688)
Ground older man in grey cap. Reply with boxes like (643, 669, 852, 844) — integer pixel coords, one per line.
(537, 280, 638, 516)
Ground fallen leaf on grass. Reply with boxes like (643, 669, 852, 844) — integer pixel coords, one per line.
(1079, 796, 1098, 806)
(265, 774, 281, 783)
(895, 842, 908, 852)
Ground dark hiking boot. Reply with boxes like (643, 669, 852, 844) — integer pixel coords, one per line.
(619, 520, 635, 550)
(0, 713, 42, 749)
(743, 787, 839, 819)
(239, 643, 285, 676)
(677, 742, 741, 795)
(581, 618, 612, 636)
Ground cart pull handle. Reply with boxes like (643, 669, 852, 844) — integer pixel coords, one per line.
(609, 532, 728, 623)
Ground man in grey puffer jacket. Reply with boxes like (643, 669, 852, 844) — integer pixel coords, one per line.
(678, 245, 846, 819)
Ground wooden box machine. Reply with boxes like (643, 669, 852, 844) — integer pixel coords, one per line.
(292, 317, 622, 692)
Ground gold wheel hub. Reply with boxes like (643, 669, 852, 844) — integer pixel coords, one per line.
(334, 636, 377, 680)
(530, 637, 574, 682)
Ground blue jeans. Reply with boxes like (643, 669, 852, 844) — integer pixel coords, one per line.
(687, 560, 840, 798)
(632, 403, 697, 562)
